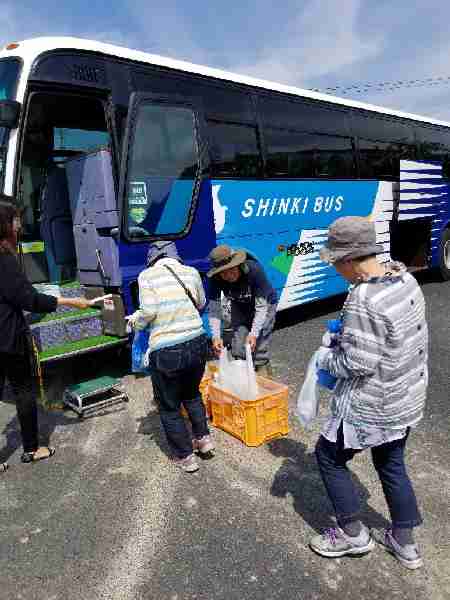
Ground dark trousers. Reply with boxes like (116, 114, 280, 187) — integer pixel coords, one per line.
(230, 302, 276, 367)
(149, 335, 209, 459)
(0, 351, 39, 453)
(315, 425, 423, 529)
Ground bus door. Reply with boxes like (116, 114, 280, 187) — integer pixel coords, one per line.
(17, 91, 115, 285)
(118, 92, 213, 291)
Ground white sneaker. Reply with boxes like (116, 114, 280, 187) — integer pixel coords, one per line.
(371, 528, 423, 570)
(192, 435, 215, 456)
(309, 526, 375, 558)
(172, 454, 199, 473)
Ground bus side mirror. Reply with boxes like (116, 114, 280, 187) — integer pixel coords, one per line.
(0, 100, 21, 128)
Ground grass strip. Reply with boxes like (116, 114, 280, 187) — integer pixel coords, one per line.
(39, 335, 125, 362)
(33, 308, 100, 324)
(59, 280, 82, 289)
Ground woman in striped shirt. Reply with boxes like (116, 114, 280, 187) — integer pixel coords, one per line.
(309, 216, 427, 571)
(128, 241, 214, 473)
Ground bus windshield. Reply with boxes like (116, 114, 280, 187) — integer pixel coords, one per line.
(0, 58, 21, 190)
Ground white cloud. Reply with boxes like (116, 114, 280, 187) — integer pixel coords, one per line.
(105, 1, 212, 64)
(344, 39, 450, 121)
(232, 0, 383, 86)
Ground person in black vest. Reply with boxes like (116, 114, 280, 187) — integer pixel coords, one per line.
(207, 245, 277, 377)
(0, 196, 91, 471)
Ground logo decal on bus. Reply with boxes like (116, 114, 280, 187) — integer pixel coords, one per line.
(212, 185, 228, 234)
(128, 181, 148, 224)
(241, 195, 343, 218)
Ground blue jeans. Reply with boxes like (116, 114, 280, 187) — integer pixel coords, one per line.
(315, 425, 423, 529)
(149, 335, 209, 459)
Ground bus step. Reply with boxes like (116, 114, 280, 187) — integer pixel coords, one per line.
(39, 335, 128, 363)
(63, 375, 129, 418)
(31, 309, 104, 352)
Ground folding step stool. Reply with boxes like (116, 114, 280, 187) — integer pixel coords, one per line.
(64, 375, 128, 418)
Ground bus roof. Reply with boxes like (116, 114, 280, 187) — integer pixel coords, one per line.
(2, 36, 450, 129)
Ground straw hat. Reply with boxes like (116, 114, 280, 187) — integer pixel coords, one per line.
(207, 245, 247, 277)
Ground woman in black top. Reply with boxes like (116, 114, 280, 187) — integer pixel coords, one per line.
(0, 196, 91, 471)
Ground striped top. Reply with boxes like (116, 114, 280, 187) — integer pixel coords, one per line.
(133, 258, 206, 352)
(321, 262, 428, 432)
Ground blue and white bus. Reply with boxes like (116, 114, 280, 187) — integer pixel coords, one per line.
(1, 37, 450, 361)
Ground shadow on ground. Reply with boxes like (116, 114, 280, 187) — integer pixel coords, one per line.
(267, 437, 390, 533)
(0, 345, 133, 463)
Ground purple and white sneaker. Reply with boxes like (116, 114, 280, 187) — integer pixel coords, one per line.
(192, 435, 215, 457)
(309, 526, 375, 558)
(172, 454, 199, 473)
(371, 528, 423, 570)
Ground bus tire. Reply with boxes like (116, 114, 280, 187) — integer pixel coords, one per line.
(438, 228, 450, 281)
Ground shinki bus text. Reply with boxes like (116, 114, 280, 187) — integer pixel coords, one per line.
(1, 37, 450, 361)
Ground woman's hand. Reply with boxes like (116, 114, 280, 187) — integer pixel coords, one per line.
(212, 337, 224, 357)
(125, 312, 142, 332)
(57, 297, 93, 310)
(246, 334, 257, 352)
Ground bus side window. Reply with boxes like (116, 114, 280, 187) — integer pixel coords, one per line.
(258, 94, 355, 179)
(416, 126, 450, 180)
(351, 113, 416, 179)
(207, 121, 262, 178)
(264, 128, 355, 179)
(258, 95, 351, 137)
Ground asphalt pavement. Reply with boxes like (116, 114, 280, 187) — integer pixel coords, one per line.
(0, 270, 449, 600)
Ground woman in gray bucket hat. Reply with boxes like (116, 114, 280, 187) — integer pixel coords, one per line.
(309, 216, 428, 570)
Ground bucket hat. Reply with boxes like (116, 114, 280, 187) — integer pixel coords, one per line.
(207, 245, 246, 277)
(320, 216, 384, 264)
(146, 241, 180, 267)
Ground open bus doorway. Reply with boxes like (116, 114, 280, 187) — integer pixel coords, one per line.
(17, 92, 111, 284)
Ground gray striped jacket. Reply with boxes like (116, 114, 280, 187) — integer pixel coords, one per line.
(322, 263, 428, 429)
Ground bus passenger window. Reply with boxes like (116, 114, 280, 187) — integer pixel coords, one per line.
(358, 139, 416, 180)
(416, 127, 450, 179)
(265, 128, 355, 179)
(126, 103, 199, 237)
(207, 121, 262, 178)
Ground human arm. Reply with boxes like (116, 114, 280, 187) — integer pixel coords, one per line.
(319, 292, 386, 378)
(57, 296, 92, 310)
(193, 270, 207, 311)
(128, 272, 158, 330)
(248, 262, 274, 339)
(207, 277, 224, 355)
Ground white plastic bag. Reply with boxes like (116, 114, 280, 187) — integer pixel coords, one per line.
(245, 343, 258, 400)
(295, 350, 320, 429)
(295, 347, 333, 428)
(216, 345, 258, 400)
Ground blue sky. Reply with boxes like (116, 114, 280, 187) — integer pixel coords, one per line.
(2, 0, 450, 120)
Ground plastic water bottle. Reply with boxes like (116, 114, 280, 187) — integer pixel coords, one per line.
(317, 319, 342, 390)
(326, 319, 343, 338)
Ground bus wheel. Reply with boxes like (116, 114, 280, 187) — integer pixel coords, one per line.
(438, 228, 450, 280)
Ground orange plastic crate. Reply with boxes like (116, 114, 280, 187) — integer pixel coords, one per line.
(208, 376, 289, 447)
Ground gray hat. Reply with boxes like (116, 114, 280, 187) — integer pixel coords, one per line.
(207, 245, 246, 277)
(320, 216, 384, 264)
(146, 241, 180, 267)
